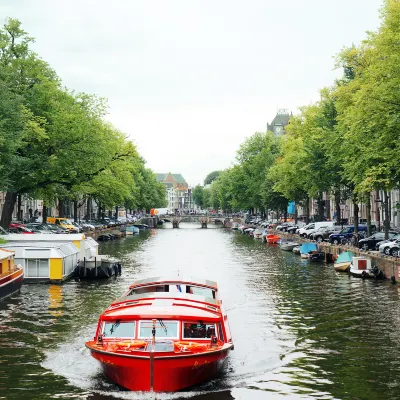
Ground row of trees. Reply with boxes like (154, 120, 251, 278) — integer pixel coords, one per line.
(192, 0, 400, 238)
(0, 19, 166, 229)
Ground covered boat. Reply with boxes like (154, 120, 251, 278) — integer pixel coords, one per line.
(300, 243, 318, 259)
(125, 225, 140, 235)
(0, 249, 24, 300)
(334, 251, 354, 272)
(86, 276, 233, 392)
(279, 241, 300, 251)
(349, 257, 380, 278)
(292, 245, 301, 254)
(266, 234, 280, 244)
(253, 228, 264, 239)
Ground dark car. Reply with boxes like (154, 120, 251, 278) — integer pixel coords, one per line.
(329, 225, 374, 245)
(358, 231, 398, 251)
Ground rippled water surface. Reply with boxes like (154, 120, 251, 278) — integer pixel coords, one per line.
(2, 223, 400, 400)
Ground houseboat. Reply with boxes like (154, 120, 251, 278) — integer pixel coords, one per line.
(86, 276, 233, 392)
(2, 242, 79, 283)
(0, 249, 24, 300)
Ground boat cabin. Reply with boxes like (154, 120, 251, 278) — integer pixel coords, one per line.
(0, 249, 16, 275)
(91, 276, 232, 352)
(127, 276, 218, 299)
(1, 242, 79, 283)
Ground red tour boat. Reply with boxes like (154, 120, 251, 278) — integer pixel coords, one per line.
(86, 276, 234, 392)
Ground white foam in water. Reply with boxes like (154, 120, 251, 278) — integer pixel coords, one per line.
(42, 332, 232, 399)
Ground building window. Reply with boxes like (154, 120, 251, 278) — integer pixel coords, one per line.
(26, 259, 49, 278)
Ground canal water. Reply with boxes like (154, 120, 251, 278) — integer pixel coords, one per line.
(1, 223, 400, 400)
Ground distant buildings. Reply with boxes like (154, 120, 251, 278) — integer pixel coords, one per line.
(155, 173, 193, 211)
(267, 109, 291, 136)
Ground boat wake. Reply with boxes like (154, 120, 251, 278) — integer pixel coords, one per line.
(42, 335, 235, 399)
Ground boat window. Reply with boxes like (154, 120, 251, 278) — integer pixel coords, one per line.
(217, 323, 224, 342)
(26, 259, 49, 278)
(186, 286, 215, 299)
(183, 322, 216, 339)
(130, 284, 184, 295)
(139, 320, 178, 339)
(103, 321, 136, 338)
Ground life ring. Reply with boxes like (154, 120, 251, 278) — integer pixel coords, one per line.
(115, 340, 146, 350)
(174, 341, 208, 353)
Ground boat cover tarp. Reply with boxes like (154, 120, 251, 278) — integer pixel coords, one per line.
(300, 243, 318, 253)
(335, 251, 354, 264)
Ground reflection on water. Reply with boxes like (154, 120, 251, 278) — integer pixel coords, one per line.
(1, 225, 400, 399)
(48, 285, 64, 317)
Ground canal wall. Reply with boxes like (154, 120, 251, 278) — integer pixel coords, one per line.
(273, 230, 400, 281)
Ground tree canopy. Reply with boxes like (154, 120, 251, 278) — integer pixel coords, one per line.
(0, 18, 166, 228)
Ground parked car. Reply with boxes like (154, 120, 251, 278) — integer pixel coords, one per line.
(276, 223, 293, 232)
(309, 226, 343, 241)
(9, 225, 35, 234)
(298, 222, 335, 238)
(25, 223, 54, 234)
(358, 231, 398, 251)
(378, 238, 400, 255)
(375, 233, 400, 251)
(329, 225, 374, 245)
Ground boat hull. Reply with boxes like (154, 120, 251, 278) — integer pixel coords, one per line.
(0, 267, 24, 301)
(334, 262, 351, 272)
(280, 243, 299, 251)
(89, 346, 230, 392)
(349, 266, 372, 278)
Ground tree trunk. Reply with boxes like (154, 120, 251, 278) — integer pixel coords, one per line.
(334, 190, 341, 224)
(317, 194, 324, 222)
(366, 194, 372, 237)
(43, 204, 48, 224)
(383, 191, 390, 239)
(17, 194, 22, 221)
(353, 199, 359, 235)
(87, 197, 91, 220)
(376, 190, 381, 232)
(305, 197, 310, 224)
(294, 204, 298, 224)
(0, 192, 18, 229)
(115, 206, 119, 219)
(283, 208, 287, 222)
(73, 200, 78, 222)
(97, 204, 102, 220)
(58, 199, 65, 217)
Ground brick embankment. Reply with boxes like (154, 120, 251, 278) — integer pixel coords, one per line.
(272, 230, 400, 281)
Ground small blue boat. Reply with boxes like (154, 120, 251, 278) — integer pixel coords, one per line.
(126, 225, 140, 235)
(334, 251, 354, 272)
(300, 243, 318, 259)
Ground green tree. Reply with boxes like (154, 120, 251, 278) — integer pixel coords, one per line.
(204, 170, 221, 185)
(192, 185, 204, 208)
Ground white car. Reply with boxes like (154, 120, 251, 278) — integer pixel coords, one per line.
(379, 238, 400, 256)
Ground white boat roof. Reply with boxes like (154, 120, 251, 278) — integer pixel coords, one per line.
(0, 248, 15, 259)
(2, 242, 79, 258)
(114, 291, 219, 306)
(2, 233, 86, 242)
(130, 276, 218, 289)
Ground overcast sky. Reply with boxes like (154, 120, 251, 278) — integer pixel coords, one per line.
(1, 0, 382, 186)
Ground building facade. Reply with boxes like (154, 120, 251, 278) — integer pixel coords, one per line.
(267, 109, 291, 136)
(155, 173, 193, 211)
